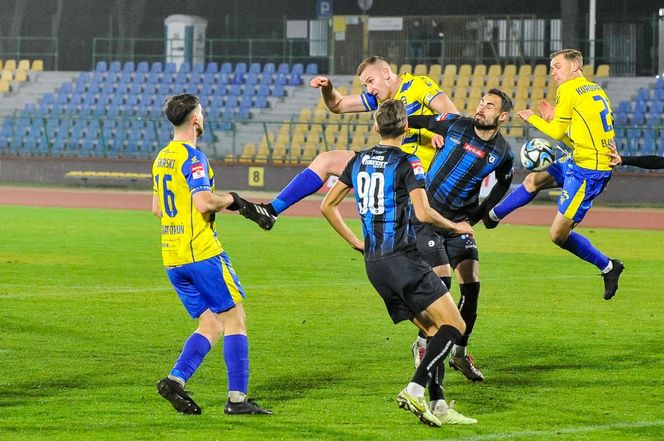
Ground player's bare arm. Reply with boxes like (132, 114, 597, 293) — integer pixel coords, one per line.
(151, 194, 162, 218)
(428, 93, 459, 148)
(310, 75, 365, 113)
(409, 187, 474, 236)
(320, 181, 364, 253)
(192, 191, 235, 214)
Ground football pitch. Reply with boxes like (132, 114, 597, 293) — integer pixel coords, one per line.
(1, 205, 663, 440)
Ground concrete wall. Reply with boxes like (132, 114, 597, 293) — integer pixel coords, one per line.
(1, 156, 663, 205)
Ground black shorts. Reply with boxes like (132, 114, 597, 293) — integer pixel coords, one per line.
(415, 222, 479, 269)
(365, 249, 448, 324)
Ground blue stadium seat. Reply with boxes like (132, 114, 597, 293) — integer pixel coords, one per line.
(151, 62, 163, 73)
(305, 63, 318, 75)
(291, 63, 304, 75)
(272, 82, 285, 97)
(179, 62, 191, 73)
(95, 61, 108, 72)
(289, 72, 303, 86)
(109, 61, 122, 73)
(277, 63, 289, 74)
(220, 62, 232, 74)
(193, 63, 205, 74)
(205, 62, 218, 74)
(164, 62, 177, 74)
(263, 63, 275, 75)
(642, 128, 656, 154)
(136, 61, 149, 73)
(123, 62, 135, 73)
(249, 63, 261, 74)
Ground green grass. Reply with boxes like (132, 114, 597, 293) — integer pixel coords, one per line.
(1, 205, 663, 440)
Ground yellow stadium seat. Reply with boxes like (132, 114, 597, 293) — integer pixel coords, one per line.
(3, 59, 16, 71)
(518, 65, 532, 78)
(14, 70, 27, 82)
(516, 76, 530, 89)
(413, 64, 427, 75)
(515, 87, 529, 101)
(399, 64, 413, 75)
(501, 74, 515, 88)
(0, 60, 4, 70)
(533, 64, 548, 77)
(472, 65, 487, 78)
(458, 64, 472, 77)
(452, 86, 468, 99)
(443, 64, 457, 77)
(532, 76, 547, 89)
(468, 87, 483, 101)
(1, 70, 13, 82)
(530, 87, 544, 102)
(429, 64, 443, 77)
(17, 59, 30, 71)
(238, 143, 257, 162)
(298, 108, 312, 123)
(503, 64, 517, 78)
(441, 74, 455, 90)
(390, 63, 398, 74)
(485, 76, 500, 89)
(0, 79, 9, 93)
(470, 75, 484, 88)
(582, 65, 594, 80)
(487, 64, 501, 77)
(456, 75, 470, 88)
(453, 96, 465, 112)
(595, 64, 610, 77)
(31, 59, 44, 71)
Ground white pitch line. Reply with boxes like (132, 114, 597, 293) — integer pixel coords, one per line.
(442, 420, 664, 441)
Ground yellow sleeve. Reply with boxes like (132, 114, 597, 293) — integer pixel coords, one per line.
(527, 82, 574, 140)
(417, 76, 443, 107)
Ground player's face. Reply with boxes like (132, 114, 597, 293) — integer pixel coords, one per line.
(550, 54, 579, 86)
(473, 94, 506, 130)
(192, 104, 204, 137)
(359, 64, 391, 100)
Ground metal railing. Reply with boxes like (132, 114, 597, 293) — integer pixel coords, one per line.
(0, 36, 59, 70)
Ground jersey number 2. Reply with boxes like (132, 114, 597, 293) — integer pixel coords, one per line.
(593, 95, 613, 132)
(357, 171, 385, 215)
(154, 173, 177, 217)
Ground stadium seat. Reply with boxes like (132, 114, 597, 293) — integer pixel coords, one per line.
(31, 59, 44, 71)
(205, 62, 218, 74)
(95, 60, 108, 72)
(17, 59, 30, 71)
(305, 63, 318, 75)
(595, 64, 609, 78)
(109, 61, 122, 73)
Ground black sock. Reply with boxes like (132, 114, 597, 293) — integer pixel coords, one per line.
(418, 329, 427, 339)
(427, 355, 445, 402)
(441, 276, 452, 290)
(457, 282, 480, 347)
(265, 203, 278, 216)
(622, 155, 664, 170)
(411, 325, 461, 387)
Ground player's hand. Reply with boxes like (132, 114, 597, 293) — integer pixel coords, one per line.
(310, 76, 331, 89)
(432, 133, 445, 148)
(606, 139, 622, 167)
(538, 100, 555, 122)
(454, 221, 474, 236)
(517, 109, 534, 121)
(351, 239, 364, 254)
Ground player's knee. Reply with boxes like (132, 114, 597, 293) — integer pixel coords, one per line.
(549, 229, 568, 247)
(523, 172, 540, 192)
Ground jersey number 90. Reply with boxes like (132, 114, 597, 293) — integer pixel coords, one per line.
(356, 171, 385, 215)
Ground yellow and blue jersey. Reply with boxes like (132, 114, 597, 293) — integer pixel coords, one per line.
(152, 141, 223, 266)
(360, 73, 444, 170)
(529, 76, 615, 171)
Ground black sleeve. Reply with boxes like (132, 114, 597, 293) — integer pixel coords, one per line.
(468, 153, 514, 225)
(621, 155, 664, 170)
(408, 113, 459, 136)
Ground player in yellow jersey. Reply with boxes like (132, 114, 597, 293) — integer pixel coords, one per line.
(234, 55, 458, 230)
(484, 49, 625, 300)
(152, 94, 271, 416)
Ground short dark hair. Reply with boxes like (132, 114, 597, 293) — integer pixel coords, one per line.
(550, 48, 583, 67)
(374, 99, 407, 138)
(487, 88, 513, 114)
(164, 94, 200, 126)
(356, 55, 390, 77)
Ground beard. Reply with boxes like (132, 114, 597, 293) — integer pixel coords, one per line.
(473, 115, 499, 130)
(195, 123, 204, 137)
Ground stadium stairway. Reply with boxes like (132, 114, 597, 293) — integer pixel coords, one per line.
(0, 71, 77, 117)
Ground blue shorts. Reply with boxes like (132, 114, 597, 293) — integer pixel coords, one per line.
(166, 252, 245, 318)
(552, 160, 611, 223)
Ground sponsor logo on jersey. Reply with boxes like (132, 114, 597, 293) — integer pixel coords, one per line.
(191, 162, 205, 179)
(463, 143, 485, 158)
(410, 158, 425, 176)
(361, 154, 387, 168)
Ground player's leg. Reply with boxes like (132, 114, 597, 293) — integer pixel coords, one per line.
(552, 168, 624, 300)
(234, 150, 356, 230)
(157, 267, 214, 414)
(484, 164, 561, 228)
(405, 295, 476, 425)
(448, 258, 484, 382)
(194, 252, 271, 414)
(413, 222, 452, 369)
(621, 155, 664, 169)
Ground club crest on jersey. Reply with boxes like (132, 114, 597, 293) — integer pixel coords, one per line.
(463, 143, 485, 158)
(191, 162, 205, 179)
(488, 154, 497, 164)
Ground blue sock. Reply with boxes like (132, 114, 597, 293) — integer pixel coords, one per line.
(223, 334, 249, 394)
(560, 231, 610, 270)
(493, 185, 537, 219)
(170, 332, 212, 383)
(271, 168, 324, 214)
